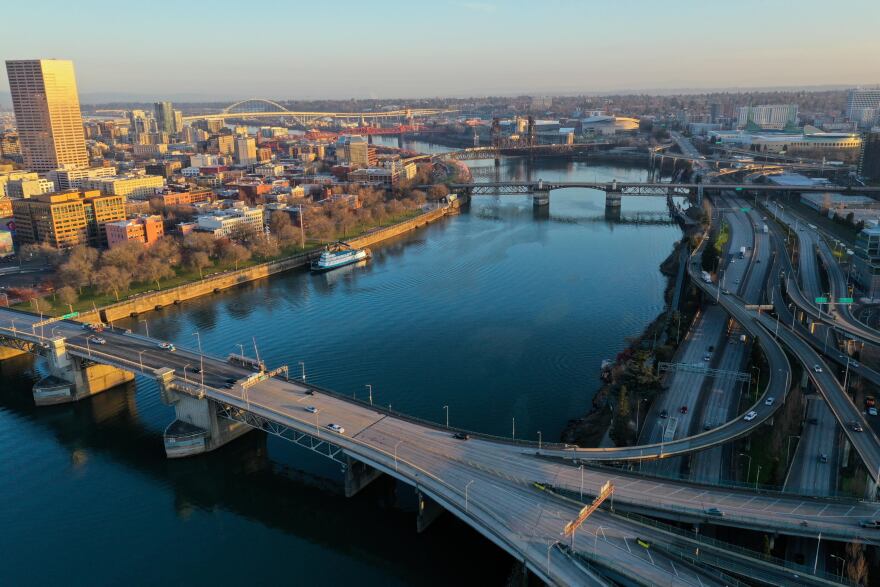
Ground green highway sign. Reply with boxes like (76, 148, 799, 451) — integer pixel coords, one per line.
(838, 297, 854, 304)
(740, 207, 751, 212)
(61, 311, 79, 319)
(735, 187, 743, 191)
(815, 297, 829, 304)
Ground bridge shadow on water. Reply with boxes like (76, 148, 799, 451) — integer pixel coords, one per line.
(0, 356, 513, 586)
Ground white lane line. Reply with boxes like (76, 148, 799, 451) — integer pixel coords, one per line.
(761, 499, 779, 511)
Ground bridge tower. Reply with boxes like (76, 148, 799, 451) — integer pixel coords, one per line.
(605, 180, 623, 215)
(532, 179, 550, 208)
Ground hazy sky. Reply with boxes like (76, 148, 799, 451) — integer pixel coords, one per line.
(2, 0, 879, 101)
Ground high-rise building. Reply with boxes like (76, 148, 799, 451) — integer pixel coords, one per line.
(736, 104, 799, 130)
(5, 59, 89, 172)
(12, 190, 126, 248)
(154, 101, 177, 135)
(235, 137, 257, 165)
(847, 89, 880, 127)
(860, 131, 880, 182)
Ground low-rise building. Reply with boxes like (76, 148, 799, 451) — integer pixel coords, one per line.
(106, 214, 165, 248)
(47, 165, 118, 190)
(800, 192, 880, 213)
(348, 166, 398, 188)
(82, 172, 165, 199)
(195, 206, 265, 238)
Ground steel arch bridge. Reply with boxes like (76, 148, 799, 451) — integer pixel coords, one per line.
(223, 98, 291, 114)
(182, 99, 455, 126)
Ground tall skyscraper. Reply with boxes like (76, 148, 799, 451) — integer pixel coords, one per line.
(5, 59, 89, 172)
(154, 101, 177, 135)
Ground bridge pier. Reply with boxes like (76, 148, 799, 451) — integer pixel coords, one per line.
(416, 489, 444, 532)
(158, 369, 252, 458)
(532, 189, 550, 207)
(33, 337, 134, 406)
(344, 455, 383, 497)
(605, 189, 622, 211)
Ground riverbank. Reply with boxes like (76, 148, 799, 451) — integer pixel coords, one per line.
(13, 204, 458, 325)
(560, 204, 706, 447)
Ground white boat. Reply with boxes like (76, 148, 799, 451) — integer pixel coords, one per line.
(311, 242, 371, 272)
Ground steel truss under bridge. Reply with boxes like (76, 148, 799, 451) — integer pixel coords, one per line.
(657, 361, 751, 382)
(216, 403, 345, 464)
(0, 333, 45, 355)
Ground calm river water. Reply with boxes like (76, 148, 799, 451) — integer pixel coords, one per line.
(1, 140, 683, 585)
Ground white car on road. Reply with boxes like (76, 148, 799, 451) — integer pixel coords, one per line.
(326, 423, 345, 434)
(87, 335, 106, 345)
(764, 397, 775, 406)
(158, 342, 176, 351)
(743, 411, 758, 422)
(305, 406, 319, 414)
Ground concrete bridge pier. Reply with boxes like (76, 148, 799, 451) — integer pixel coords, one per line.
(158, 369, 252, 458)
(33, 337, 134, 406)
(605, 190, 622, 211)
(532, 189, 550, 207)
(344, 455, 383, 497)
(397, 133, 403, 148)
(416, 489, 444, 532)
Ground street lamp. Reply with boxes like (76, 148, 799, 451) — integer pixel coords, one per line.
(465, 479, 475, 513)
(299, 361, 306, 382)
(366, 384, 373, 405)
(755, 465, 762, 490)
(830, 554, 845, 580)
(139, 319, 149, 338)
(512, 417, 515, 440)
(538, 431, 542, 450)
(192, 331, 202, 353)
(137, 349, 146, 373)
(443, 405, 449, 428)
(183, 363, 191, 383)
(738, 452, 752, 484)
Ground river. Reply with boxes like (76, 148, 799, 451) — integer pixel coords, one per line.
(0, 140, 684, 585)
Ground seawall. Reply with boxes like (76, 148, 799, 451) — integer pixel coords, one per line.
(95, 205, 454, 324)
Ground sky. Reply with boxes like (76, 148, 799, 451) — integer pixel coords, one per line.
(2, 0, 879, 102)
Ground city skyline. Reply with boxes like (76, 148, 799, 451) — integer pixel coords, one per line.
(2, 0, 880, 102)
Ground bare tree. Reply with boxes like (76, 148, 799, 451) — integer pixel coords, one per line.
(247, 234, 280, 260)
(56, 285, 78, 308)
(92, 266, 131, 300)
(186, 250, 212, 278)
(219, 240, 251, 269)
(846, 541, 868, 585)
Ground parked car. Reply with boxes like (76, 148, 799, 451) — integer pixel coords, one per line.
(326, 423, 345, 434)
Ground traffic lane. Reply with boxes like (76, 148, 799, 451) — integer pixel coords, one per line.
(757, 313, 880, 481)
(786, 398, 837, 496)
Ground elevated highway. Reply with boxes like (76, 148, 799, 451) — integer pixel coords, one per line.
(3, 308, 880, 556)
